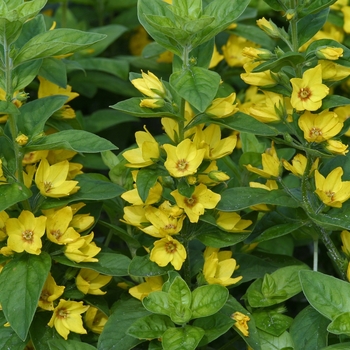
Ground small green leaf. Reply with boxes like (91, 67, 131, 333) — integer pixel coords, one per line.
(0, 100, 20, 115)
(191, 284, 228, 319)
(0, 183, 32, 212)
(299, 270, 350, 320)
(128, 255, 173, 277)
(254, 309, 293, 337)
(168, 276, 192, 323)
(217, 188, 299, 211)
(48, 338, 97, 350)
(0, 252, 51, 341)
(127, 314, 174, 340)
(136, 168, 165, 203)
(290, 306, 329, 350)
(162, 326, 205, 350)
(258, 330, 294, 350)
(143, 291, 171, 316)
(170, 67, 221, 112)
(53, 252, 130, 276)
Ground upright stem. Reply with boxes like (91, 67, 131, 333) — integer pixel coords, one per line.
(313, 239, 318, 271)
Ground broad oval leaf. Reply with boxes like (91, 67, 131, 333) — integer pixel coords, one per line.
(0, 183, 32, 212)
(162, 325, 205, 350)
(128, 255, 173, 277)
(327, 312, 350, 336)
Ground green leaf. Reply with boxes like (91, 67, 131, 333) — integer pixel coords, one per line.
(0, 0, 46, 23)
(252, 52, 305, 72)
(41, 173, 124, 209)
(254, 309, 293, 337)
(26, 130, 117, 153)
(0, 252, 51, 341)
(143, 291, 171, 316)
(297, 8, 329, 47)
(191, 285, 228, 319)
(321, 344, 350, 349)
(127, 314, 174, 340)
(38, 58, 67, 88)
(18, 95, 68, 137)
(136, 168, 163, 203)
(290, 306, 329, 350)
(13, 29, 106, 66)
(0, 183, 32, 212)
(162, 326, 205, 350)
(0, 19, 22, 46)
(258, 330, 294, 350)
(0, 100, 20, 115)
(168, 276, 192, 323)
(299, 270, 350, 320)
(217, 188, 299, 211)
(193, 312, 235, 346)
(53, 252, 131, 276)
(252, 222, 305, 243)
(128, 255, 173, 277)
(298, 0, 338, 17)
(327, 312, 350, 336)
(12, 59, 43, 91)
(261, 0, 285, 11)
(48, 338, 97, 350)
(307, 211, 350, 231)
(321, 95, 350, 110)
(97, 298, 149, 350)
(0, 311, 26, 350)
(170, 67, 221, 112)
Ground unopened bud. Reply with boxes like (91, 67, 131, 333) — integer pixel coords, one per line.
(316, 46, 343, 61)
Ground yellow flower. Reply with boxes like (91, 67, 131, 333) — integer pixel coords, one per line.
(131, 70, 166, 98)
(121, 181, 163, 206)
(326, 139, 349, 155)
(246, 142, 280, 178)
(129, 275, 163, 300)
(241, 61, 276, 87)
(129, 26, 153, 56)
(334, 105, 350, 136)
(209, 44, 224, 69)
(142, 203, 185, 238)
(316, 47, 343, 60)
(38, 273, 65, 311)
(44, 206, 80, 245)
(205, 93, 238, 118)
(298, 109, 343, 142)
(203, 247, 242, 286)
(64, 232, 101, 263)
(290, 65, 329, 111)
(222, 34, 256, 67)
(121, 205, 149, 228)
(249, 180, 278, 211)
(171, 183, 221, 223)
(193, 124, 237, 160)
(35, 159, 80, 198)
(84, 307, 108, 334)
(76, 269, 112, 295)
(48, 299, 89, 340)
(319, 60, 350, 81)
(242, 47, 273, 60)
(216, 211, 252, 232)
(6, 211, 46, 255)
(123, 127, 160, 168)
(23, 165, 36, 188)
(315, 167, 350, 208)
(342, 6, 350, 33)
(150, 235, 187, 270)
(22, 150, 49, 165)
(163, 138, 205, 177)
(15, 134, 28, 146)
(0, 211, 9, 241)
(341, 230, 350, 257)
(256, 17, 280, 37)
(231, 311, 250, 337)
(283, 154, 319, 177)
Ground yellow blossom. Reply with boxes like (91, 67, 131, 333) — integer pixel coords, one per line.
(171, 183, 221, 223)
(334, 105, 350, 136)
(242, 47, 273, 60)
(131, 70, 166, 98)
(123, 127, 160, 168)
(38, 273, 65, 311)
(283, 154, 319, 177)
(256, 17, 280, 37)
(341, 230, 350, 257)
(129, 275, 164, 300)
(23, 165, 36, 188)
(64, 232, 101, 263)
(76, 269, 112, 295)
(193, 124, 237, 160)
(216, 211, 252, 232)
(121, 205, 148, 228)
(150, 235, 187, 270)
(85, 307, 108, 334)
(231, 311, 250, 337)
(209, 44, 224, 69)
(121, 181, 163, 206)
(316, 47, 343, 60)
(163, 138, 205, 177)
(44, 206, 80, 245)
(35, 159, 80, 198)
(314, 167, 350, 208)
(298, 109, 343, 142)
(319, 60, 350, 81)
(205, 93, 238, 118)
(246, 142, 280, 178)
(290, 65, 329, 111)
(22, 150, 49, 165)
(326, 139, 349, 155)
(15, 134, 28, 146)
(48, 299, 89, 340)
(342, 6, 350, 33)
(129, 26, 153, 56)
(0, 211, 9, 241)
(241, 61, 276, 87)
(6, 211, 46, 255)
(249, 180, 278, 211)
(347, 262, 350, 283)
(203, 247, 242, 286)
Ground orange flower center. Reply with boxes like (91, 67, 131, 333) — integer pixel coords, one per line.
(40, 290, 50, 302)
(58, 308, 69, 319)
(298, 87, 311, 101)
(309, 127, 322, 138)
(325, 190, 335, 201)
(165, 241, 177, 254)
(164, 223, 176, 230)
(44, 181, 52, 192)
(184, 196, 197, 208)
(22, 229, 34, 242)
(51, 229, 62, 240)
(176, 159, 189, 172)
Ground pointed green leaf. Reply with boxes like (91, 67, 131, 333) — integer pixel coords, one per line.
(48, 338, 97, 350)
(143, 291, 171, 316)
(162, 326, 205, 350)
(254, 309, 293, 337)
(252, 222, 305, 243)
(13, 29, 106, 66)
(258, 330, 294, 350)
(0, 311, 26, 350)
(128, 255, 173, 277)
(321, 343, 350, 349)
(298, 0, 337, 17)
(0, 252, 51, 341)
(0, 0, 46, 23)
(38, 58, 67, 88)
(327, 312, 350, 336)
(12, 59, 43, 91)
(321, 95, 350, 110)
(170, 67, 220, 112)
(0, 183, 32, 212)
(0, 19, 22, 46)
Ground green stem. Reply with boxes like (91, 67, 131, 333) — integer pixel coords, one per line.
(313, 239, 318, 271)
(61, 0, 68, 28)
(300, 153, 314, 213)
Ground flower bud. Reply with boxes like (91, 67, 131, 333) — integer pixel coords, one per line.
(15, 134, 28, 146)
(316, 46, 344, 60)
(140, 98, 164, 109)
(256, 17, 280, 38)
(208, 171, 230, 182)
(242, 47, 274, 60)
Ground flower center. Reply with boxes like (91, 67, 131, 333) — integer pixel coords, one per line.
(51, 229, 62, 240)
(58, 308, 69, 319)
(44, 181, 52, 192)
(309, 127, 323, 138)
(40, 290, 50, 302)
(164, 223, 176, 230)
(22, 229, 33, 241)
(176, 159, 189, 172)
(298, 87, 311, 101)
(184, 196, 197, 208)
(325, 190, 335, 201)
(165, 242, 177, 254)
